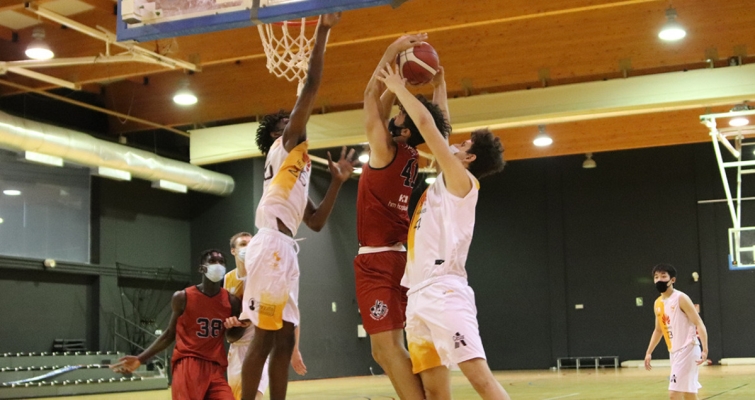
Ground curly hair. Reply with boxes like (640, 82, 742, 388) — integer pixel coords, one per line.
(256, 110, 289, 155)
(401, 95, 451, 148)
(198, 249, 225, 267)
(467, 129, 505, 179)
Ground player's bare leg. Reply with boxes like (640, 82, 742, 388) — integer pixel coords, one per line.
(267, 321, 296, 400)
(458, 358, 510, 400)
(241, 327, 274, 400)
(418, 365, 451, 400)
(370, 329, 424, 400)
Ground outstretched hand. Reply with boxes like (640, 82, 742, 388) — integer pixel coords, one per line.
(376, 63, 406, 93)
(327, 147, 357, 183)
(319, 12, 342, 28)
(390, 33, 428, 53)
(110, 356, 141, 374)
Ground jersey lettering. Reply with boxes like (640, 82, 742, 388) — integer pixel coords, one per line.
(401, 158, 419, 187)
(196, 318, 223, 338)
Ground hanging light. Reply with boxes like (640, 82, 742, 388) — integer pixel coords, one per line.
(173, 88, 198, 105)
(425, 173, 437, 184)
(583, 153, 597, 169)
(729, 103, 750, 127)
(533, 125, 553, 147)
(25, 27, 54, 60)
(658, 7, 686, 41)
(358, 152, 369, 163)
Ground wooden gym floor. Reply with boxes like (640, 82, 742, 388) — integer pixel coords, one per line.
(37, 365, 755, 399)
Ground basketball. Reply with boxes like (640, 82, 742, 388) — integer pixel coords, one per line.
(396, 42, 440, 86)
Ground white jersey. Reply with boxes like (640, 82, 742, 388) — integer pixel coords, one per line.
(402, 171, 479, 292)
(256, 138, 311, 237)
(655, 290, 699, 353)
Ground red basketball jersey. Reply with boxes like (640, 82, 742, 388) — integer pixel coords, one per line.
(357, 143, 419, 247)
(172, 285, 231, 368)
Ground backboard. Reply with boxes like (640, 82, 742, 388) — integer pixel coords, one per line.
(117, 0, 401, 42)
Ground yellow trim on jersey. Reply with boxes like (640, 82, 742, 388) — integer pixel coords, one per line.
(268, 141, 309, 200)
(223, 269, 244, 299)
(408, 339, 442, 374)
(655, 297, 672, 351)
(407, 189, 428, 263)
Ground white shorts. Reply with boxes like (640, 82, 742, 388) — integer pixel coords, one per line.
(227, 340, 269, 399)
(405, 276, 486, 374)
(241, 228, 300, 330)
(669, 344, 702, 393)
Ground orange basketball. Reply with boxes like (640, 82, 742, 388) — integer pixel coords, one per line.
(396, 42, 440, 86)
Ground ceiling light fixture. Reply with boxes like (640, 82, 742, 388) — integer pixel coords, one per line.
(25, 27, 54, 60)
(353, 167, 363, 175)
(173, 88, 198, 106)
(3, 190, 22, 196)
(729, 103, 751, 127)
(358, 152, 369, 163)
(583, 153, 597, 169)
(658, 7, 686, 41)
(533, 125, 553, 147)
(425, 174, 437, 184)
(152, 179, 187, 193)
(25, 151, 64, 167)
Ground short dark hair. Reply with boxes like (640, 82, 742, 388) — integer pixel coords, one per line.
(229, 232, 252, 250)
(651, 263, 677, 278)
(401, 95, 451, 148)
(467, 129, 505, 179)
(199, 249, 225, 266)
(256, 110, 288, 155)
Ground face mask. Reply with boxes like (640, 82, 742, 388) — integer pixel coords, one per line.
(237, 247, 247, 262)
(655, 280, 670, 293)
(204, 264, 226, 282)
(388, 118, 404, 138)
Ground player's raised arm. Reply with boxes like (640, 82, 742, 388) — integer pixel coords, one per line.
(303, 146, 356, 231)
(364, 34, 426, 167)
(431, 66, 450, 125)
(378, 63, 471, 197)
(111, 290, 185, 374)
(281, 12, 341, 152)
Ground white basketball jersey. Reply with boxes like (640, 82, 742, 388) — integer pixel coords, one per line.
(255, 138, 311, 237)
(655, 290, 699, 353)
(402, 171, 479, 291)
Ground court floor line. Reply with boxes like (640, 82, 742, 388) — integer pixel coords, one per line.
(542, 393, 580, 400)
(702, 383, 749, 399)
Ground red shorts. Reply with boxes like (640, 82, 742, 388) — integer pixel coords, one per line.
(354, 251, 408, 335)
(172, 357, 233, 400)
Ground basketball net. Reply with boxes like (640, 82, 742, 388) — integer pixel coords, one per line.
(257, 18, 325, 96)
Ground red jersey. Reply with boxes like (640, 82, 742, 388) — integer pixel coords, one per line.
(172, 285, 231, 368)
(357, 143, 419, 247)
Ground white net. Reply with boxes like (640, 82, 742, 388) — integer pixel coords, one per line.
(257, 18, 323, 96)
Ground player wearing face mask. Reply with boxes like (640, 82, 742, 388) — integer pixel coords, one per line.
(645, 264, 709, 400)
(111, 249, 247, 400)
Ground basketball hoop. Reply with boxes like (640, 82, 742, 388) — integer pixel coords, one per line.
(257, 17, 324, 96)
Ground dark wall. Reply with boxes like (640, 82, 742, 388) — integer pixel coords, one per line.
(469, 143, 755, 369)
(0, 270, 97, 353)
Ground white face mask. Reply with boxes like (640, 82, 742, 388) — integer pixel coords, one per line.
(204, 264, 226, 282)
(236, 247, 247, 262)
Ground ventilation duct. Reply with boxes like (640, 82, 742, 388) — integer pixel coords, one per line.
(0, 110, 234, 196)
